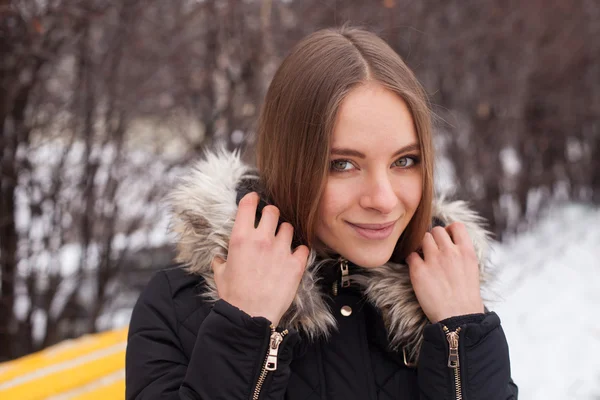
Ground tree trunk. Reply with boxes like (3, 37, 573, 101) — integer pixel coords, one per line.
(0, 87, 30, 361)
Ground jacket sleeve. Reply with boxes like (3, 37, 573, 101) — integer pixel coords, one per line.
(125, 271, 298, 400)
(416, 311, 518, 399)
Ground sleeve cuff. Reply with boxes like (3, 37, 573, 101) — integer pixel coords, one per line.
(439, 312, 486, 331)
(212, 299, 272, 335)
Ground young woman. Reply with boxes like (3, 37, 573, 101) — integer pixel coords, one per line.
(126, 27, 518, 399)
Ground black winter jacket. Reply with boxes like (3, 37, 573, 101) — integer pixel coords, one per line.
(126, 150, 518, 399)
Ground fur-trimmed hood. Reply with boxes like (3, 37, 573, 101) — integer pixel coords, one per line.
(168, 149, 492, 362)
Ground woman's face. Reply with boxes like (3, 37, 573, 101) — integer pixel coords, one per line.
(315, 82, 423, 268)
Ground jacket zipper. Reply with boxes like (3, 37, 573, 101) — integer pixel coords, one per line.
(443, 326, 463, 400)
(252, 325, 288, 400)
(332, 258, 350, 296)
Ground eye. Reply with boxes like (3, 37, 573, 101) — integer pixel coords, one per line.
(393, 156, 419, 168)
(330, 159, 355, 172)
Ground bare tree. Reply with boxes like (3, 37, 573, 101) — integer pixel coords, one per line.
(1, 0, 598, 361)
(0, 0, 280, 361)
(293, 0, 600, 236)
(1, 0, 92, 361)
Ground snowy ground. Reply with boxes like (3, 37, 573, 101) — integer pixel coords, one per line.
(101, 201, 599, 399)
(490, 203, 600, 400)
(19, 132, 597, 399)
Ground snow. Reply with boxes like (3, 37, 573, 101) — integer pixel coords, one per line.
(12, 130, 600, 398)
(10, 133, 180, 343)
(90, 199, 600, 398)
(97, 308, 133, 332)
(500, 146, 522, 176)
(491, 203, 600, 400)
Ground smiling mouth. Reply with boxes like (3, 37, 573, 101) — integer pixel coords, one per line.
(346, 220, 398, 240)
(348, 221, 397, 230)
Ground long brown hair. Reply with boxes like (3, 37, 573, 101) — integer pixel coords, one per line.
(256, 26, 434, 262)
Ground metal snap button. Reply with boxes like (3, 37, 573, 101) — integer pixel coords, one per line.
(340, 305, 352, 317)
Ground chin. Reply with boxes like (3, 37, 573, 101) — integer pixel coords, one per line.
(343, 245, 395, 268)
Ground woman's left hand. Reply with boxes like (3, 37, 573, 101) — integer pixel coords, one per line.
(406, 222, 484, 323)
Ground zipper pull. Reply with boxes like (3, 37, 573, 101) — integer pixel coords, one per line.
(332, 258, 349, 295)
(265, 330, 286, 371)
(340, 259, 350, 288)
(443, 326, 461, 368)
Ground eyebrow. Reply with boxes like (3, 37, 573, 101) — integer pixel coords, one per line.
(330, 143, 421, 159)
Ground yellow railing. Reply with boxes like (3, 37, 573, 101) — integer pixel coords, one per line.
(0, 328, 127, 400)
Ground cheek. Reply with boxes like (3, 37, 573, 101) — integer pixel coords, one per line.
(317, 181, 352, 224)
(317, 185, 339, 223)
(397, 175, 423, 211)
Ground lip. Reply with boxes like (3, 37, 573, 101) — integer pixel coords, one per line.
(347, 220, 397, 240)
(349, 221, 397, 230)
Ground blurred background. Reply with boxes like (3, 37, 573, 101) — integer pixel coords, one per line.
(1, 0, 599, 399)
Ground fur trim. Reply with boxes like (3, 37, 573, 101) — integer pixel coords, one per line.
(168, 148, 336, 339)
(168, 149, 492, 361)
(355, 198, 492, 362)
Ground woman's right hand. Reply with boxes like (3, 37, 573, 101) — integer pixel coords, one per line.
(212, 192, 310, 327)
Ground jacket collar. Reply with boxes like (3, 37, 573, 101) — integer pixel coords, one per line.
(168, 148, 492, 362)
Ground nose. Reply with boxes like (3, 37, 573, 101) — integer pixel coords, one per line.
(359, 171, 399, 214)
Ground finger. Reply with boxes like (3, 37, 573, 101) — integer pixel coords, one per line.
(257, 205, 280, 236)
(406, 252, 426, 286)
(431, 226, 454, 250)
(292, 244, 310, 267)
(406, 251, 424, 267)
(421, 231, 438, 260)
(233, 192, 259, 236)
(275, 222, 294, 246)
(446, 222, 472, 249)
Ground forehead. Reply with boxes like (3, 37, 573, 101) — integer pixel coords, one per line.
(331, 83, 418, 151)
